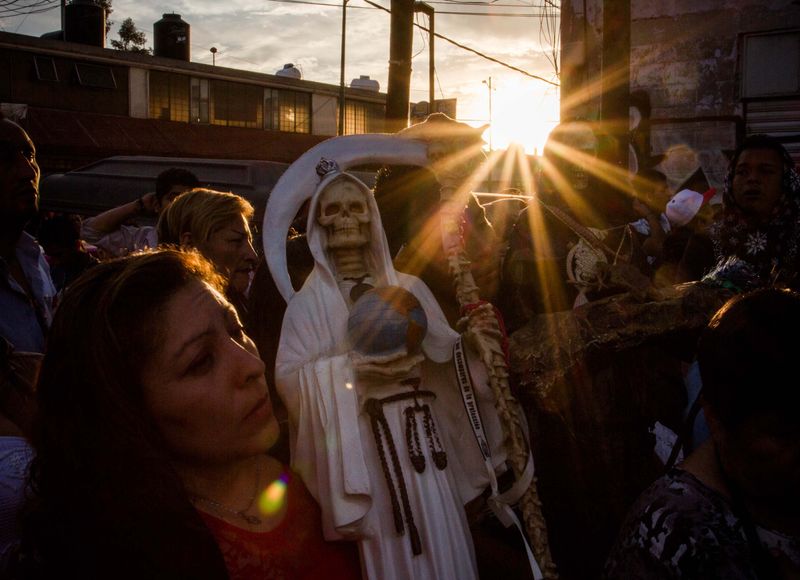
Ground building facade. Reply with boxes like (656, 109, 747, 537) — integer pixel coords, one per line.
(560, 0, 800, 190)
(0, 29, 387, 173)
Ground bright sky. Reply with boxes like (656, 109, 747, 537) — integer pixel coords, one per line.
(1, 0, 561, 154)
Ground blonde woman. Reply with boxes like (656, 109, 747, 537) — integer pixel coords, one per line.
(158, 188, 258, 317)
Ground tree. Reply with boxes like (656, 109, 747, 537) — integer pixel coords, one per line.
(96, 0, 113, 34)
(110, 17, 150, 54)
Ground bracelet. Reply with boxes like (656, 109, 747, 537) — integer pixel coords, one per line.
(136, 196, 145, 213)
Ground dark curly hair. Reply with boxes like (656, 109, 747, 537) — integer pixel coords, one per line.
(155, 167, 200, 204)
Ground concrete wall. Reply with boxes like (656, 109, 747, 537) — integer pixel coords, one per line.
(561, 0, 800, 187)
(564, 0, 799, 119)
(630, 0, 798, 119)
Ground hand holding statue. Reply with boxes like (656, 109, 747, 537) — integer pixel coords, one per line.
(348, 285, 429, 384)
(351, 350, 425, 383)
(458, 302, 505, 355)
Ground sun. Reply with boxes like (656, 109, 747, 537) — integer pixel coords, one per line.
(463, 76, 560, 157)
(490, 78, 560, 156)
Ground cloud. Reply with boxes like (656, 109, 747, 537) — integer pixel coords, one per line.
(8, 0, 561, 152)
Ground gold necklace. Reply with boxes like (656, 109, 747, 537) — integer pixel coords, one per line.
(191, 461, 262, 526)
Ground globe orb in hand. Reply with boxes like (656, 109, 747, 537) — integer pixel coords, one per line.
(347, 286, 428, 357)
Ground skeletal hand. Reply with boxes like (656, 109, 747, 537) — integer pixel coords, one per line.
(458, 303, 503, 353)
(351, 350, 425, 383)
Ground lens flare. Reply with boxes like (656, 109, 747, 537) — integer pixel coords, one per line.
(258, 471, 289, 516)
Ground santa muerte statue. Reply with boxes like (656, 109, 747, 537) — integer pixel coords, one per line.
(263, 118, 555, 579)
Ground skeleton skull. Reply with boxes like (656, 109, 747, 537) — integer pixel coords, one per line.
(318, 178, 371, 249)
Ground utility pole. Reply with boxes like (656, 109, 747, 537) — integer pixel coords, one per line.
(600, 0, 630, 170)
(482, 76, 493, 152)
(338, 0, 348, 135)
(385, 0, 415, 132)
(414, 2, 435, 111)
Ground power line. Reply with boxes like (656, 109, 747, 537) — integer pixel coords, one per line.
(263, 0, 560, 86)
(0, 0, 57, 8)
(0, 0, 58, 13)
(360, 0, 559, 86)
(433, 10, 554, 16)
(437, 0, 557, 6)
(263, 0, 555, 15)
(263, 0, 376, 8)
(0, 4, 58, 17)
(0, 0, 560, 90)
(426, 1, 558, 7)
(412, 11, 427, 58)
(0, 0, 58, 16)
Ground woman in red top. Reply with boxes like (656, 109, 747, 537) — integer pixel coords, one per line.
(13, 249, 361, 579)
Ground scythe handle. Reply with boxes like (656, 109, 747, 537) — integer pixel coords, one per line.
(438, 180, 558, 579)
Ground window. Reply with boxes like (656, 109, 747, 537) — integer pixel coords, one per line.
(191, 77, 209, 123)
(34, 56, 58, 82)
(149, 71, 189, 122)
(344, 100, 385, 134)
(74, 63, 116, 89)
(264, 88, 311, 133)
(211, 80, 262, 128)
(742, 31, 800, 98)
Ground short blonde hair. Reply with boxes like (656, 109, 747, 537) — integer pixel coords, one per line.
(157, 188, 254, 245)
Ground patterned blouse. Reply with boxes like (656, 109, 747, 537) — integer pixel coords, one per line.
(604, 468, 800, 579)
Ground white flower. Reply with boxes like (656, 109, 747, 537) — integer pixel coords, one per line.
(745, 231, 768, 255)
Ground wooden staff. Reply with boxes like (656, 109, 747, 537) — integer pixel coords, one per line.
(401, 114, 558, 579)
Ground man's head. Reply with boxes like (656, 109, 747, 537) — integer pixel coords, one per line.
(154, 167, 200, 212)
(727, 134, 795, 223)
(0, 114, 40, 228)
(698, 288, 800, 505)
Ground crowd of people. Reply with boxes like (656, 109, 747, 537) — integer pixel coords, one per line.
(1, 108, 798, 579)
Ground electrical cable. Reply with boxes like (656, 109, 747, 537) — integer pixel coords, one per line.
(361, 0, 559, 86)
(263, 0, 552, 14)
(412, 11, 427, 58)
(0, 0, 561, 91)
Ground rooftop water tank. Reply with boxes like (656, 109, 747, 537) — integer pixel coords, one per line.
(64, 0, 105, 48)
(350, 75, 379, 92)
(276, 63, 302, 79)
(154, 14, 190, 61)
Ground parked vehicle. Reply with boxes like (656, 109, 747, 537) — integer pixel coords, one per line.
(40, 156, 293, 225)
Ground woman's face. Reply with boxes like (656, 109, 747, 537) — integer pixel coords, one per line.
(196, 215, 258, 294)
(141, 280, 278, 465)
(731, 148, 784, 222)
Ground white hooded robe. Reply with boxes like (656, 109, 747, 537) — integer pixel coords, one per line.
(275, 171, 509, 580)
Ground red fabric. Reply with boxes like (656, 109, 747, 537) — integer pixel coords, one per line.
(200, 470, 362, 580)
